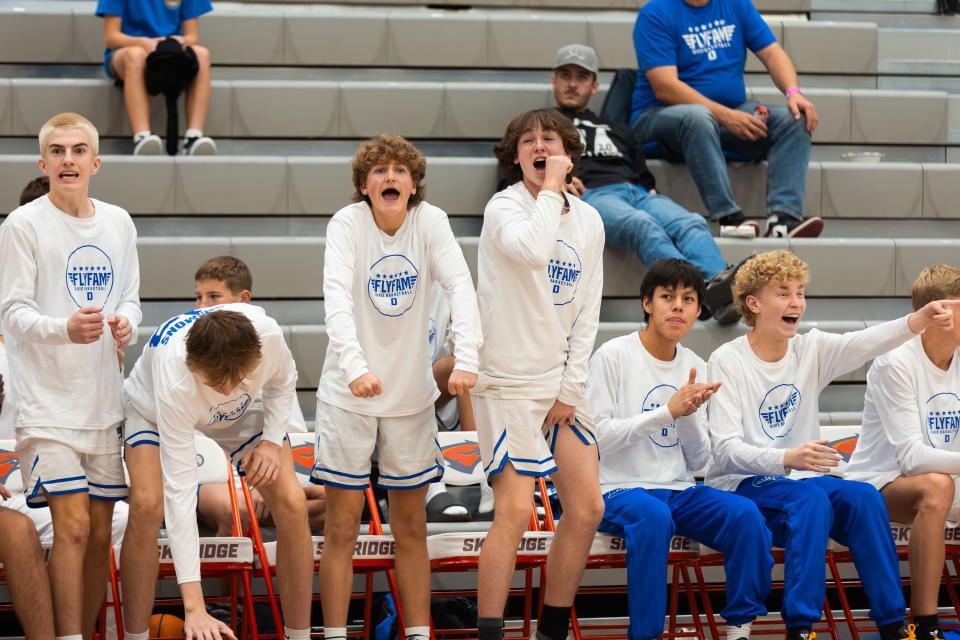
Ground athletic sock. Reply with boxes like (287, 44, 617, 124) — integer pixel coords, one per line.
(324, 627, 347, 640)
(285, 627, 311, 640)
(537, 604, 572, 640)
(479, 617, 504, 640)
(57, 636, 83, 640)
(879, 622, 908, 640)
(914, 614, 941, 640)
(133, 130, 151, 142)
(405, 625, 431, 640)
(124, 631, 149, 640)
(185, 128, 204, 140)
(425, 481, 446, 502)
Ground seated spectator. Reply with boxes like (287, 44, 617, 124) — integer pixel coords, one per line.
(19, 176, 49, 206)
(426, 282, 494, 521)
(631, 0, 823, 239)
(550, 44, 740, 323)
(845, 265, 960, 640)
(96, 0, 216, 156)
(192, 256, 326, 534)
(0, 363, 56, 639)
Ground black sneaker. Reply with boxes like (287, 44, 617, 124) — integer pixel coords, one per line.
(703, 257, 750, 325)
(764, 214, 824, 238)
(718, 212, 760, 239)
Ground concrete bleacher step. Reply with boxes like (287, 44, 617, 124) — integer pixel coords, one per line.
(6, 155, 960, 221)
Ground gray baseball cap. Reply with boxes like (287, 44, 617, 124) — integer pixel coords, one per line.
(554, 44, 599, 75)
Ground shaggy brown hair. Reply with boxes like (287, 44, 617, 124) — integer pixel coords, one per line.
(194, 256, 253, 295)
(352, 135, 427, 208)
(912, 264, 960, 311)
(493, 108, 583, 185)
(19, 176, 49, 206)
(185, 311, 262, 389)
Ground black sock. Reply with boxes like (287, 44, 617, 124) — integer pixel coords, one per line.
(786, 628, 813, 640)
(879, 622, 907, 640)
(915, 614, 941, 640)
(479, 617, 504, 640)
(718, 212, 746, 226)
(538, 604, 572, 640)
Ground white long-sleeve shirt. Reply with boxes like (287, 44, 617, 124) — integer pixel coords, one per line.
(0, 340, 13, 438)
(0, 195, 141, 437)
(317, 201, 481, 417)
(588, 332, 711, 492)
(845, 336, 960, 489)
(475, 183, 604, 406)
(124, 303, 298, 584)
(707, 317, 916, 492)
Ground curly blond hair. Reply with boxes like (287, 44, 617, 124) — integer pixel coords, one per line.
(733, 250, 810, 327)
(351, 135, 426, 208)
(912, 264, 960, 311)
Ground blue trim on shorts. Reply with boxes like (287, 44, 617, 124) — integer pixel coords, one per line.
(90, 495, 127, 502)
(46, 487, 89, 496)
(314, 466, 370, 480)
(129, 440, 159, 448)
(42, 475, 86, 485)
(124, 429, 159, 443)
(88, 481, 128, 489)
(311, 476, 369, 490)
(377, 467, 443, 491)
(486, 455, 558, 481)
(379, 465, 442, 481)
(229, 431, 264, 459)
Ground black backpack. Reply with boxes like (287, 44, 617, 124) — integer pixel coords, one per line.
(145, 37, 199, 155)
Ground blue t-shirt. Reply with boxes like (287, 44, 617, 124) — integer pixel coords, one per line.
(631, 0, 776, 119)
(96, 0, 212, 74)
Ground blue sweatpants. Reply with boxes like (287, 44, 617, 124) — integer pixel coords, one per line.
(735, 475, 905, 629)
(599, 485, 773, 640)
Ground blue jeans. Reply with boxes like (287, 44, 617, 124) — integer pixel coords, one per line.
(599, 485, 772, 640)
(632, 101, 812, 220)
(581, 182, 726, 281)
(735, 475, 905, 629)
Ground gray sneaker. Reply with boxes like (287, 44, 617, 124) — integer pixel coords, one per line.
(133, 134, 162, 155)
(181, 135, 217, 155)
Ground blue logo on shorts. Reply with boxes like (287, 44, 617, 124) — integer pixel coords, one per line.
(926, 392, 960, 448)
(642, 384, 679, 448)
(208, 393, 253, 425)
(65, 244, 114, 308)
(758, 384, 801, 440)
(368, 254, 419, 317)
(548, 240, 582, 307)
(427, 317, 439, 360)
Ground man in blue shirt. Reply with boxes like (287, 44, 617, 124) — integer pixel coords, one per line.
(97, 0, 217, 155)
(631, 0, 823, 239)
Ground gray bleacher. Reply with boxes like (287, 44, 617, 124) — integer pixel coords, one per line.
(1, 0, 959, 424)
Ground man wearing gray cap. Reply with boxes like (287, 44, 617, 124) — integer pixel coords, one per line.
(551, 44, 740, 323)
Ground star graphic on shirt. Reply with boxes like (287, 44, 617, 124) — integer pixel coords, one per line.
(688, 26, 694, 32)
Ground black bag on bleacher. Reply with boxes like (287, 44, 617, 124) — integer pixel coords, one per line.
(938, 0, 960, 14)
(145, 37, 199, 155)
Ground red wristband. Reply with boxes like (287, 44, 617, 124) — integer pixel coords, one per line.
(786, 86, 803, 97)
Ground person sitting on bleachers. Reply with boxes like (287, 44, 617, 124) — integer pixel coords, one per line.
(0, 366, 56, 640)
(588, 258, 772, 640)
(630, 0, 823, 239)
(192, 256, 326, 535)
(708, 250, 955, 640)
(96, 0, 216, 156)
(550, 44, 741, 324)
(845, 264, 960, 640)
(19, 177, 49, 207)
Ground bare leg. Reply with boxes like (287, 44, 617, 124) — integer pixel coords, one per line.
(317, 487, 365, 627)
(541, 428, 603, 606)
(111, 47, 151, 134)
(46, 491, 92, 636)
(304, 485, 327, 533)
(257, 441, 313, 630)
(119, 444, 164, 635)
(433, 356, 456, 408)
(185, 45, 211, 131)
(81, 499, 116, 639)
(458, 391, 477, 432)
(883, 473, 955, 616)
(387, 487, 431, 626)
(0, 508, 55, 639)
(198, 483, 246, 537)
(477, 467, 535, 617)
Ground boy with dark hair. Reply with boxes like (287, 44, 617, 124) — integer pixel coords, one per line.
(19, 176, 49, 206)
(192, 255, 326, 534)
(0, 112, 141, 640)
(475, 108, 605, 640)
(588, 258, 772, 640)
(846, 264, 960, 640)
(121, 305, 312, 640)
(708, 250, 957, 640)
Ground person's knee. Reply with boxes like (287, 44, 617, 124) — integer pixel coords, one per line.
(323, 504, 362, 549)
(0, 509, 39, 547)
(270, 485, 308, 524)
(53, 505, 91, 548)
(678, 104, 718, 135)
(390, 507, 427, 544)
(918, 474, 955, 517)
(564, 491, 605, 533)
(190, 45, 211, 68)
(116, 46, 148, 74)
(88, 509, 114, 546)
(128, 487, 164, 530)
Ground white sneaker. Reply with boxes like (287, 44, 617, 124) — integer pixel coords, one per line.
(478, 483, 495, 515)
(719, 221, 760, 239)
(726, 622, 752, 640)
(181, 135, 217, 156)
(133, 134, 162, 156)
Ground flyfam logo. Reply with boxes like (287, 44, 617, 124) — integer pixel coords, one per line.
(758, 384, 801, 440)
(682, 20, 737, 61)
(368, 254, 419, 317)
(65, 244, 114, 307)
(642, 384, 679, 448)
(548, 240, 582, 306)
(926, 392, 960, 448)
(208, 394, 252, 425)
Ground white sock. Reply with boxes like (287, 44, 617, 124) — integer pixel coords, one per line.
(406, 625, 431, 639)
(57, 636, 84, 640)
(425, 481, 446, 502)
(124, 631, 149, 640)
(185, 128, 204, 139)
(726, 622, 752, 640)
(285, 627, 311, 640)
(133, 130, 151, 142)
(479, 481, 495, 514)
(324, 627, 347, 640)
